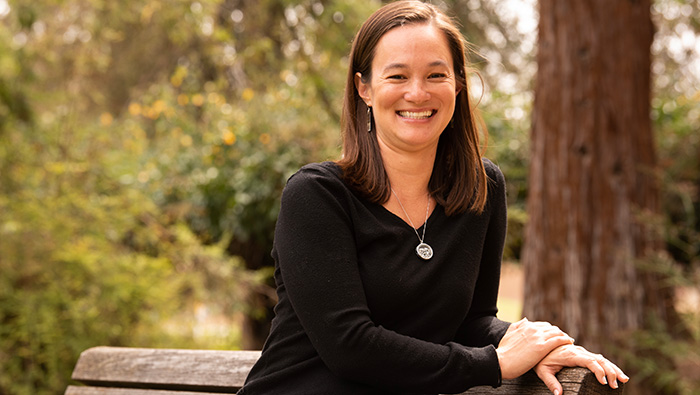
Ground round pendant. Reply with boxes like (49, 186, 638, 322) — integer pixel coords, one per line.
(416, 242, 433, 260)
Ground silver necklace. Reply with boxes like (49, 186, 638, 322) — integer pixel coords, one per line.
(391, 188, 433, 260)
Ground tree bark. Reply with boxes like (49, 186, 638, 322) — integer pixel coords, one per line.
(522, 0, 676, 356)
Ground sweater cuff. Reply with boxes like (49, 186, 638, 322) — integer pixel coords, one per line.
(493, 347, 502, 388)
(450, 343, 503, 389)
(485, 344, 502, 388)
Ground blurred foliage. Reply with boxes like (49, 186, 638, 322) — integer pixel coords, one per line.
(0, 0, 698, 393)
(0, 109, 261, 393)
(0, 0, 379, 392)
(614, 252, 700, 395)
(651, 0, 700, 269)
(618, 3, 700, 393)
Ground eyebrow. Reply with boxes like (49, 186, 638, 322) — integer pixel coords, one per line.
(382, 60, 450, 73)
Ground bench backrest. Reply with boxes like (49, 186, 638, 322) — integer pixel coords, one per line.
(65, 346, 624, 394)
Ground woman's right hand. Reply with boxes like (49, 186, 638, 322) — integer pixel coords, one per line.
(533, 344, 628, 395)
(496, 318, 575, 380)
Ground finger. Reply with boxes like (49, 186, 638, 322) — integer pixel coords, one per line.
(597, 356, 623, 389)
(535, 367, 563, 395)
(528, 321, 557, 330)
(543, 333, 577, 351)
(524, 324, 575, 345)
(539, 327, 575, 344)
(567, 345, 629, 387)
(618, 368, 630, 383)
(606, 359, 629, 383)
(584, 356, 608, 386)
(545, 325, 575, 344)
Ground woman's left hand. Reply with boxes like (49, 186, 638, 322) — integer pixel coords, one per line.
(533, 344, 629, 395)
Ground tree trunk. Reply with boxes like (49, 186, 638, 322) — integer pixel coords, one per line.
(522, 0, 677, 356)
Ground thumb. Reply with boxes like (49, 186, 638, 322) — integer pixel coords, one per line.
(536, 368, 563, 395)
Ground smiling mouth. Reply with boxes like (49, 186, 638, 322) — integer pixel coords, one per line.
(397, 110, 436, 119)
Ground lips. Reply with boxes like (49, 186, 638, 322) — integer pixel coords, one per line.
(397, 110, 435, 119)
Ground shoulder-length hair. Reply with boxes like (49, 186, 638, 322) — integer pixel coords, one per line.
(336, 0, 489, 216)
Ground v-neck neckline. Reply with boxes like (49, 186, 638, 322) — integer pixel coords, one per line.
(378, 201, 440, 232)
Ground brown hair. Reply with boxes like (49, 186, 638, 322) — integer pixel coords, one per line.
(336, 0, 489, 215)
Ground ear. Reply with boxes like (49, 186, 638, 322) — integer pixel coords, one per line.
(355, 72, 372, 107)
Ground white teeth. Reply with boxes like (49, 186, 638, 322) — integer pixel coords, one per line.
(398, 110, 433, 119)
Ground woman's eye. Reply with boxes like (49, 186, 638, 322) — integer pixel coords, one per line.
(429, 73, 447, 79)
(388, 75, 405, 80)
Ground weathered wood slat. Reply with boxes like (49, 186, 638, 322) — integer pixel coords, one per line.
(462, 367, 623, 394)
(65, 386, 223, 395)
(67, 347, 624, 394)
(70, 347, 259, 392)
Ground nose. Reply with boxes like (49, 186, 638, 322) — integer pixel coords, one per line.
(404, 79, 431, 103)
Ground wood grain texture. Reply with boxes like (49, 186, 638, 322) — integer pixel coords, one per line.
(460, 368, 623, 394)
(70, 347, 260, 392)
(65, 386, 223, 395)
(67, 347, 624, 394)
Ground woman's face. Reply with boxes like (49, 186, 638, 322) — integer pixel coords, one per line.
(356, 23, 459, 155)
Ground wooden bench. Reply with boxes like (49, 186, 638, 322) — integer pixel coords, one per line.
(65, 346, 624, 394)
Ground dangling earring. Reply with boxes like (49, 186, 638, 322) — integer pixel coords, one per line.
(367, 106, 373, 133)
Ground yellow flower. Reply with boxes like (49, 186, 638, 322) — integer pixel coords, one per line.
(191, 94, 205, 107)
(128, 102, 142, 116)
(242, 88, 255, 102)
(100, 112, 113, 126)
(222, 129, 236, 145)
(259, 133, 271, 145)
(153, 100, 166, 114)
(146, 106, 159, 120)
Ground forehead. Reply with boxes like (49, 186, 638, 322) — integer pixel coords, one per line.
(372, 23, 453, 71)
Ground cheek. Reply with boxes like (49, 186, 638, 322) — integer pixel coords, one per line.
(373, 87, 402, 108)
(440, 90, 457, 111)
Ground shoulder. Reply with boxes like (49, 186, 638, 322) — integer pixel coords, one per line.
(282, 161, 350, 202)
(298, 161, 343, 179)
(278, 162, 356, 226)
(286, 161, 344, 190)
(482, 157, 506, 190)
(481, 158, 507, 212)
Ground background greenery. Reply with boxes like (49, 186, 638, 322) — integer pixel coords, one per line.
(0, 0, 698, 393)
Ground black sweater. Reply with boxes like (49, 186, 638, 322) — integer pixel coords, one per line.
(238, 160, 511, 395)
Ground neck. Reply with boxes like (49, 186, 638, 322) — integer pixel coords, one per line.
(379, 142, 436, 199)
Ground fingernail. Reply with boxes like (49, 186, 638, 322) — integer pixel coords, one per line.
(554, 390, 560, 395)
(602, 376, 608, 385)
(612, 379, 618, 389)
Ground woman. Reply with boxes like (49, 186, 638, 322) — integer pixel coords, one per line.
(239, 2, 628, 394)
